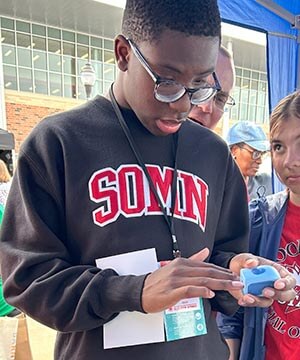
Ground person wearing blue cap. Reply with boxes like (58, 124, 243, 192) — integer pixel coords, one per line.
(226, 121, 273, 200)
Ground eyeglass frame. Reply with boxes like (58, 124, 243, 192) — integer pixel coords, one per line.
(238, 144, 268, 160)
(127, 38, 221, 105)
(213, 91, 235, 111)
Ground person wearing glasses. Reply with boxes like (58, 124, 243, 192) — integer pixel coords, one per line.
(188, 45, 236, 129)
(0, 2, 296, 360)
(218, 91, 300, 360)
(226, 121, 273, 200)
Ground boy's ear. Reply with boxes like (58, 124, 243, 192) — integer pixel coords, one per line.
(114, 35, 131, 72)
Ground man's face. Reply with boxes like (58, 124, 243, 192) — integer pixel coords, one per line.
(115, 30, 219, 136)
(232, 144, 263, 178)
(188, 52, 234, 130)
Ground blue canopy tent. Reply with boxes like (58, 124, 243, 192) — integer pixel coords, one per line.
(218, 0, 300, 192)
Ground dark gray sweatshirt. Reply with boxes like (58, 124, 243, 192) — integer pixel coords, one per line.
(0, 96, 248, 360)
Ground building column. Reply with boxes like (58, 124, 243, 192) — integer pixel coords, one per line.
(0, 32, 7, 129)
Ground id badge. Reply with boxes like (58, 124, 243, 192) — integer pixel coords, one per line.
(164, 297, 207, 341)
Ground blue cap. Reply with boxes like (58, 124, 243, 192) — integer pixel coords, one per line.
(226, 121, 270, 152)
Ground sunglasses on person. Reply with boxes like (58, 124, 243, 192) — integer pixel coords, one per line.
(127, 38, 221, 105)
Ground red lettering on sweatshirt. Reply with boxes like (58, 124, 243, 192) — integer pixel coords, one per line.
(89, 164, 208, 229)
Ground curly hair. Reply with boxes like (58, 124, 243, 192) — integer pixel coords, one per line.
(122, 0, 221, 43)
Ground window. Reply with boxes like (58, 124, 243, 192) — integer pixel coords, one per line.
(3, 65, 17, 90)
(34, 70, 48, 94)
(48, 27, 61, 39)
(77, 44, 89, 59)
(1, 30, 15, 45)
(63, 42, 75, 57)
(64, 75, 76, 98)
(18, 48, 31, 67)
(103, 64, 115, 81)
(49, 54, 61, 72)
(50, 73, 62, 96)
(2, 45, 16, 65)
(1, 17, 117, 99)
(32, 24, 46, 36)
(48, 39, 61, 53)
(231, 66, 269, 124)
(1, 18, 14, 30)
(62, 30, 75, 42)
(77, 33, 89, 45)
(104, 39, 114, 51)
(63, 56, 76, 75)
(17, 33, 30, 48)
(19, 68, 33, 92)
(33, 50, 47, 70)
(33, 36, 46, 51)
(104, 50, 115, 64)
(16, 21, 30, 33)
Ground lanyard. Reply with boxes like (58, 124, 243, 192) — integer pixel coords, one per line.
(109, 85, 181, 258)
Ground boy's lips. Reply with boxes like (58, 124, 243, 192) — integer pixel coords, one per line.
(156, 118, 186, 134)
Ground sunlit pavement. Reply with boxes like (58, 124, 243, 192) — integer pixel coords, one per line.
(27, 317, 56, 359)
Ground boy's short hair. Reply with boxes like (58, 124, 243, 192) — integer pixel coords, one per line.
(122, 0, 221, 44)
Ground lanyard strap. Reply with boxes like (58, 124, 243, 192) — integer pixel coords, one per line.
(109, 85, 181, 258)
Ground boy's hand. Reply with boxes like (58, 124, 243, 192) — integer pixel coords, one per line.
(141, 248, 244, 313)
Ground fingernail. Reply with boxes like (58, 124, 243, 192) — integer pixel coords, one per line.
(245, 258, 257, 266)
(246, 297, 255, 304)
(264, 289, 275, 297)
(276, 281, 285, 290)
(208, 290, 215, 298)
(232, 281, 243, 288)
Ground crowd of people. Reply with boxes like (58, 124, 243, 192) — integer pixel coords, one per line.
(0, 1, 299, 360)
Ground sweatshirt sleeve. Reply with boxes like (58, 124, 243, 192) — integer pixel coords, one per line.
(211, 155, 249, 267)
(209, 154, 249, 314)
(0, 135, 147, 332)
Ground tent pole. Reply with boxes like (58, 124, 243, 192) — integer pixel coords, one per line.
(297, 35, 300, 90)
(255, 0, 294, 25)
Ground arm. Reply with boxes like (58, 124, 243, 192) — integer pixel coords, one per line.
(211, 155, 249, 266)
(0, 137, 147, 332)
(210, 155, 249, 315)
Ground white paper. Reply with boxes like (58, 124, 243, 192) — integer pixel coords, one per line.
(95, 248, 164, 349)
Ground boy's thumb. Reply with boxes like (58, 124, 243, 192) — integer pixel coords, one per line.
(189, 247, 210, 262)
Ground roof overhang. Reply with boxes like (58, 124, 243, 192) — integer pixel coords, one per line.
(0, 0, 123, 39)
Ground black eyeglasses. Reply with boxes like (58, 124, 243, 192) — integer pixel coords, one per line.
(127, 38, 221, 105)
(238, 145, 267, 160)
(213, 91, 235, 110)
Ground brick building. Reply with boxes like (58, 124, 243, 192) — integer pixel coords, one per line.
(5, 89, 83, 152)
